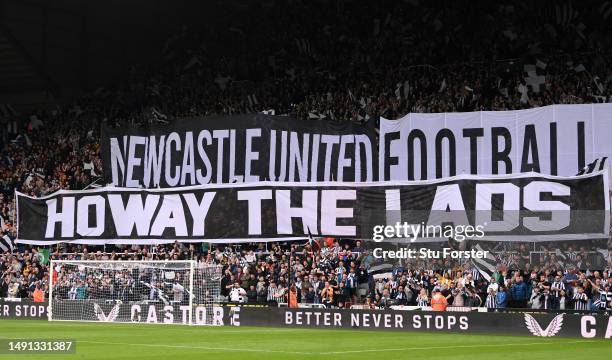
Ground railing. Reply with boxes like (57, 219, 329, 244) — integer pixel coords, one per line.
(277, 302, 326, 309)
(529, 250, 602, 267)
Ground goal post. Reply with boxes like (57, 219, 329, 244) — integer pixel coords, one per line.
(48, 260, 222, 325)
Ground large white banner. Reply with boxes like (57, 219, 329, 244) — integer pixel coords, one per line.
(379, 103, 612, 180)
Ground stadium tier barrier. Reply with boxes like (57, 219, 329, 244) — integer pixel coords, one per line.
(277, 302, 326, 309)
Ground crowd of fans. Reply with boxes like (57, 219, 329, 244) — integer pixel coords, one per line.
(2, 1, 612, 199)
(1, 1, 612, 312)
(2, 239, 611, 312)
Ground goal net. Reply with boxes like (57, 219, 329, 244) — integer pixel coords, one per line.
(49, 260, 222, 325)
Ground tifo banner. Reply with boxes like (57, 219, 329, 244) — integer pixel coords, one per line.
(0, 300, 48, 319)
(16, 171, 609, 244)
(379, 103, 612, 180)
(233, 308, 612, 339)
(101, 114, 377, 187)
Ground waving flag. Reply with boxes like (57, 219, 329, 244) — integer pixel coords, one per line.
(576, 157, 608, 175)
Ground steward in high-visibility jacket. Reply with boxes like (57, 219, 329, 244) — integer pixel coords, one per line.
(431, 289, 448, 311)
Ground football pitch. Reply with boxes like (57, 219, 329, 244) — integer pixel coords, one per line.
(0, 320, 610, 359)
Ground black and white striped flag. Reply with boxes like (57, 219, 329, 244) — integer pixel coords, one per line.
(150, 107, 168, 124)
(304, 228, 321, 252)
(601, 2, 612, 21)
(470, 244, 497, 282)
(597, 249, 611, 263)
(368, 262, 394, 279)
(295, 38, 314, 57)
(555, 2, 578, 27)
(0, 104, 17, 118)
(555, 248, 567, 260)
(0, 234, 14, 253)
(246, 94, 258, 107)
(576, 157, 608, 175)
(246, 94, 259, 113)
(593, 76, 605, 94)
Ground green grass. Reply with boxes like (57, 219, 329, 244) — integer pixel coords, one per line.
(0, 320, 610, 359)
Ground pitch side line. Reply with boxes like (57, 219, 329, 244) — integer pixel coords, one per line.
(79, 340, 314, 355)
(77, 339, 599, 355)
(318, 340, 599, 355)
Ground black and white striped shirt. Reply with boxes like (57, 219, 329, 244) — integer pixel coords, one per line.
(417, 295, 429, 307)
(485, 294, 496, 308)
(551, 281, 565, 297)
(471, 268, 481, 281)
(573, 292, 589, 311)
(595, 291, 611, 310)
(346, 273, 357, 288)
(267, 286, 285, 303)
(541, 294, 553, 310)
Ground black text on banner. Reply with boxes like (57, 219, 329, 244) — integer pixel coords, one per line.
(379, 103, 612, 180)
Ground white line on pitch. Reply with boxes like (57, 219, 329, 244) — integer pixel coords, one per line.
(79, 340, 313, 355)
(77, 339, 600, 356)
(317, 340, 599, 355)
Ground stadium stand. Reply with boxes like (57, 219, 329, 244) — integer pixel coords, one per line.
(0, 0, 611, 313)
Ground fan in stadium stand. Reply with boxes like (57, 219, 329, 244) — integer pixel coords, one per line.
(0, 1, 611, 360)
